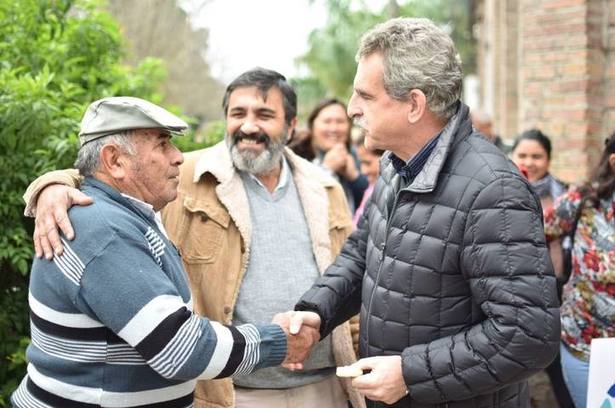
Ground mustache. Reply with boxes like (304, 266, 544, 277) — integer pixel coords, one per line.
(232, 130, 270, 145)
(353, 118, 367, 130)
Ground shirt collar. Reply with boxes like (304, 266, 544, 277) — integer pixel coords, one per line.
(246, 156, 290, 193)
(120, 193, 168, 238)
(390, 132, 442, 181)
(121, 193, 155, 215)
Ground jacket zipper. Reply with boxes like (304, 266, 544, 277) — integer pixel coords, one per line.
(365, 179, 404, 355)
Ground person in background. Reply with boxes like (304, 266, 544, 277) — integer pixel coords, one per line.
(291, 98, 369, 212)
(21, 70, 365, 408)
(10, 96, 317, 407)
(471, 110, 511, 153)
(352, 132, 383, 228)
(512, 129, 567, 210)
(544, 130, 615, 408)
(511, 128, 569, 278)
(287, 127, 312, 159)
(511, 129, 569, 283)
(283, 17, 559, 407)
(512, 128, 574, 408)
(511, 129, 569, 278)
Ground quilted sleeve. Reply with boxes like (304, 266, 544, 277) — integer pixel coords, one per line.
(295, 210, 369, 338)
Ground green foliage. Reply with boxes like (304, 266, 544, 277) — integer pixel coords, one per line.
(296, 0, 381, 106)
(398, 0, 476, 74)
(294, 0, 476, 115)
(0, 286, 29, 406)
(290, 76, 329, 120)
(0, 0, 165, 403)
(200, 120, 226, 149)
(173, 120, 226, 153)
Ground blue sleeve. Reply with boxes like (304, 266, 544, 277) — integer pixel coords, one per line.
(63, 235, 286, 380)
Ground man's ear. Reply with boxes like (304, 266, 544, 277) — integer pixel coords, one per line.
(608, 153, 615, 171)
(288, 117, 298, 141)
(406, 89, 427, 125)
(99, 144, 130, 179)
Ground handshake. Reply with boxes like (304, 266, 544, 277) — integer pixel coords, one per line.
(271, 310, 409, 405)
(271, 311, 321, 370)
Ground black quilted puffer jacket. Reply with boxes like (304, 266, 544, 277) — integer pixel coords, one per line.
(297, 103, 560, 408)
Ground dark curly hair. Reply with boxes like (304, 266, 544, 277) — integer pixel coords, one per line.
(586, 130, 615, 202)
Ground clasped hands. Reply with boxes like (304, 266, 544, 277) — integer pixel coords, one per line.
(322, 143, 359, 182)
(35, 185, 408, 404)
(272, 311, 321, 370)
(271, 311, 407, 404)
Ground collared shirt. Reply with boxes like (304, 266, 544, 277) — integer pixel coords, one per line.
(247, 157, 290, 194)
(121, 193, 168, 238)
(390, 133, 441, 182)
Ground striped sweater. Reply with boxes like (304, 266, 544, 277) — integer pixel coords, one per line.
(11, 177, 287, 408)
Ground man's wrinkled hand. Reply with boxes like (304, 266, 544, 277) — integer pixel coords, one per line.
(33, 184, 92, 259)
(351, 355, 408, 404)
(272, 311, 321, 370)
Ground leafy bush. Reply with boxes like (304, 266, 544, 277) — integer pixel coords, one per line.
(0, 0, 165, 404)
(173, 120, 226, 152)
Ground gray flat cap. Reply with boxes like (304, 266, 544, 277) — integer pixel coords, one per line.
(78, 96, 188, 145)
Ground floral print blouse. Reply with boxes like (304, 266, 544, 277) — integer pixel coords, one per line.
(544, 185, 615, 360)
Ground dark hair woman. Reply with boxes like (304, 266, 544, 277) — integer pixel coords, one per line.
(513, 129, 574, 407)
(544, 131, 615, 407)
(290, 98, 368, 212)
(512, 129, 567, 209)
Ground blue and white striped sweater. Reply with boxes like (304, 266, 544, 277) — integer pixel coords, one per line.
(12, 177, 287, 408)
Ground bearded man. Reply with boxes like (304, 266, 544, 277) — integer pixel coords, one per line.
(24, 69, 365, 408)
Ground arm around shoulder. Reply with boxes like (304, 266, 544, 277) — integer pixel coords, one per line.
(23, 169, 82, 216)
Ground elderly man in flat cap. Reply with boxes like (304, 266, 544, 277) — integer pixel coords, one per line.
(11, 97, 319, 408)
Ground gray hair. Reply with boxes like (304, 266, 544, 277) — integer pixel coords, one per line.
(74, 131, 136, 176)
(357, 17, 462, 119)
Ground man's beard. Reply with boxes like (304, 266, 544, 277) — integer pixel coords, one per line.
(227, 128, 289, 175)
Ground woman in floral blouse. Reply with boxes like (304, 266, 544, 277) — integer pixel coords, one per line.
(514, 129, 574, 407)
(544, 131, 615, 408)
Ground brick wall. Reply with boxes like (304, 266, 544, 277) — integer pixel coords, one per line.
(606, 0, 615, 144)
(477, 0, 615, 182)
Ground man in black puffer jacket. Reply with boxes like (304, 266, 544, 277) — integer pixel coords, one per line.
(288, 17, 560, 407)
